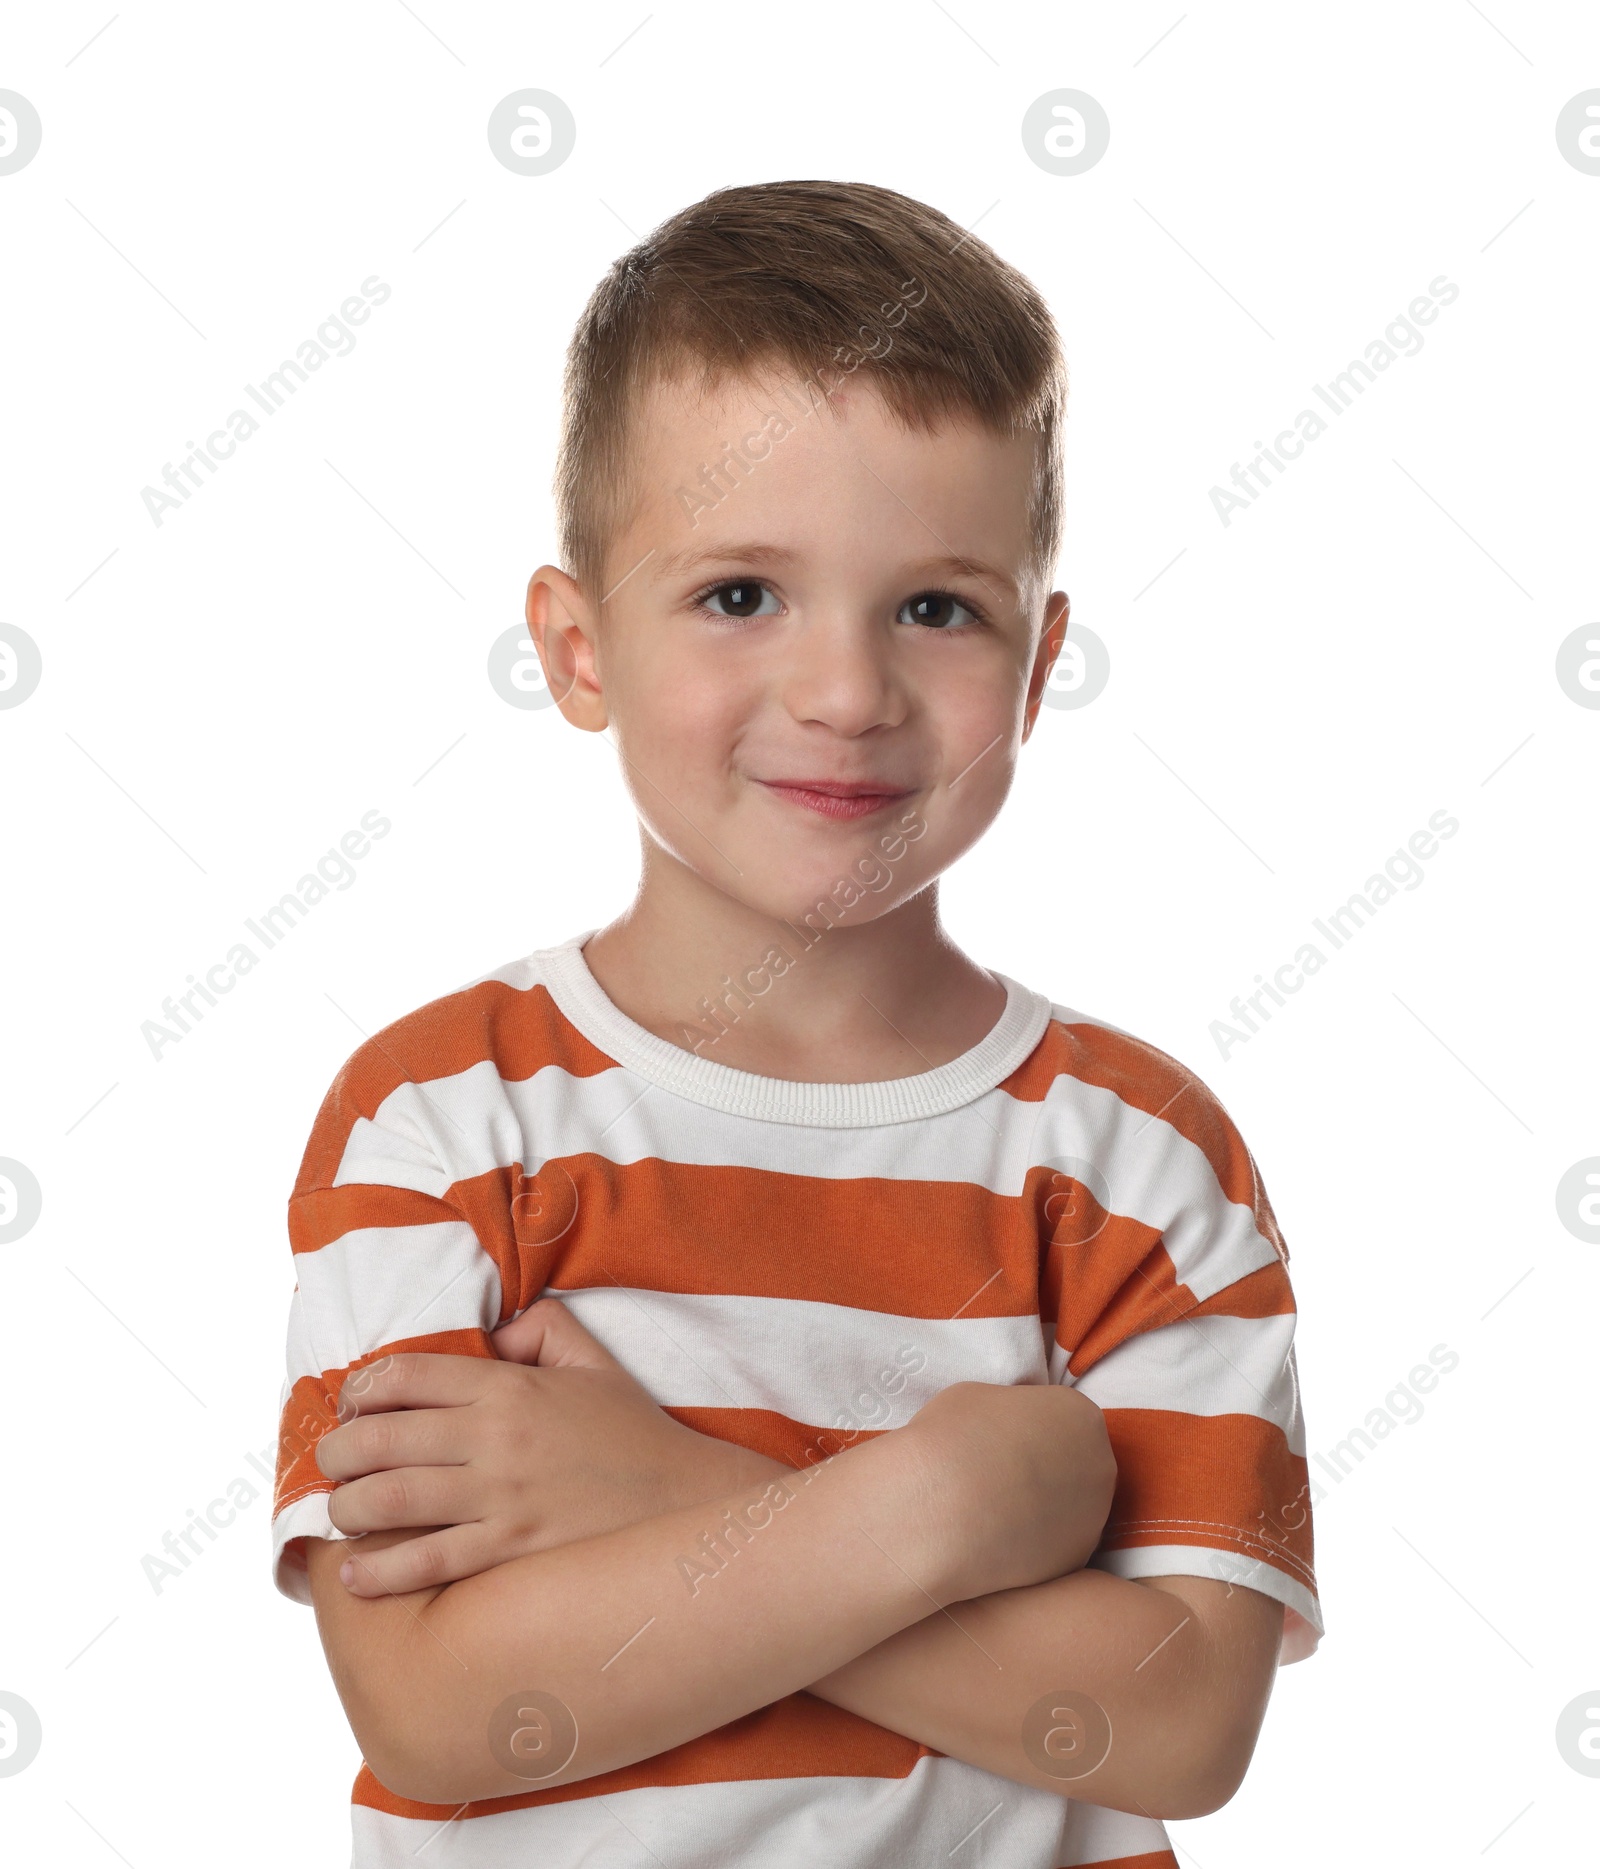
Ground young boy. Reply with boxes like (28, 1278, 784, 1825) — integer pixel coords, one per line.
(272, 179, 1320, 1868)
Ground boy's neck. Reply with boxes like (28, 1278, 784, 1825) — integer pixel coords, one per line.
(579, 845, 1007, 1084)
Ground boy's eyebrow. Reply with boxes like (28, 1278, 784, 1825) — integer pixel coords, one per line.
(652, 542, 1019, 600)
(651, 543, 799, 581)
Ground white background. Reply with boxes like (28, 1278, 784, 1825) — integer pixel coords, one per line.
(2, 1, 1597, 1861)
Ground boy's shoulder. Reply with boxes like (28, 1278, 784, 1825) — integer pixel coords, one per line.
(1019, 996, 1249, 1145)
(292, 942, 594, 1197)
(1012, 998, 1289, 1268)
(333, 941, 604, 1088)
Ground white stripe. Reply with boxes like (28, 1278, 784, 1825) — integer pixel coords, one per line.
(1048, 999, 1136, 1039)
(333, 1109, 454, 1199)
(551, 1285, 1049, 1420)
(1091, 1541, 1323, 1650)
(282, 1285, 319, 1388)
(1059, 1798, 1176, 1865)
(1059, 1312, 1306, 1451)
(340, 1059, 1277, 1300)
(291, 1259, 1302, 1445)
(270, 1490, 342, 1604)
(292, 1220, 501, 1376)
(289, 1238, 1047, 1425)
(347, 1753, 1169, 1867)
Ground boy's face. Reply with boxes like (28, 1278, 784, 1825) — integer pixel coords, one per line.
(529, 369, 1067, 930)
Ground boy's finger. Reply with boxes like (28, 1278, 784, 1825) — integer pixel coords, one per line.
(491, 1294, 626, 1371)
(327, 1464, 476, 1537)
(333, 1351, 496, 1422)
(317, 1405, 476, 1482)
(338, 1523, 503, 1597)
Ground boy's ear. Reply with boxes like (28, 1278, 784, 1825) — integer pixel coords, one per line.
(524, 565, 607, 731)
(1021, 590, 1070, 742)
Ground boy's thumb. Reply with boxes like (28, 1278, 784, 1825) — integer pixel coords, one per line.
(491, 1295, 624, 1371)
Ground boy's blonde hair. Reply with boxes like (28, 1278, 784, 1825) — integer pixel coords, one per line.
(554, 179, 1067, 610)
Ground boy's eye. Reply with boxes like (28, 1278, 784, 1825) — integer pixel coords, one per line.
(898, 590, 982, 630)
(698, 581, 781, 619)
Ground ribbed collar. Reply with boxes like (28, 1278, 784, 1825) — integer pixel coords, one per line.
(533, 930, 1052, 1129)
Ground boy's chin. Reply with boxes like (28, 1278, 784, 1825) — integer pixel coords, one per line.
(721, 873, 913, 936)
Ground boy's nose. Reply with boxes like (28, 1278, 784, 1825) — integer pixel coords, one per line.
(778, 610, 909, 736)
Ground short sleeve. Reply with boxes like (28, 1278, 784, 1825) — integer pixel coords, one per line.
(270, 1043, 515, 1603)
(1038, 1030, 1322, 1663)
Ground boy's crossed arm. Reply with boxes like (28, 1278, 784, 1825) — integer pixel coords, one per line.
(305, 1300, 1281, 1815)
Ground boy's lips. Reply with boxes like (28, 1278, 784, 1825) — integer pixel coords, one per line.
(756, 778, 916, 822)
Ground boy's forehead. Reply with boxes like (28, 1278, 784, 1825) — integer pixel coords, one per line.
(621, 368, 1037, 574)
(633, 364, 999, 453)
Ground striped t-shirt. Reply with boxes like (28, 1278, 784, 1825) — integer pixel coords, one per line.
(273, 930, 1321, 1869)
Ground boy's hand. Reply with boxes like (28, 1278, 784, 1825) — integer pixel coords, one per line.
(317, 1298, 776, 1596)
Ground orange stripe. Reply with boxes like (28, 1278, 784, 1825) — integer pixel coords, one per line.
(1068, 1855, 1177, 1869)
(297, 1153, 1188, 1335)
(351, 1688, 935, 1816)
(290, 1157, 1290, 1376)
(524, 1157, 1048, 1320)
(1186, 1257, 1294, 1321)
(1099, 1408, 1316, 1590)
(1068, 1855, 1177, 1868)
(274, 1374, 340, 1519)
(584, 1156, 1272, 1354)
(288, 1181, 460, 1253)
(666, 1405, 893, 1472)
(1057, 1253, 1297, 1380)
